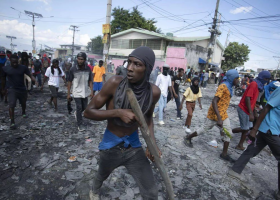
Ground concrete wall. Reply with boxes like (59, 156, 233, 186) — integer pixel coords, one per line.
(212, 43, 223, 64)
(165, 47, 187, 70)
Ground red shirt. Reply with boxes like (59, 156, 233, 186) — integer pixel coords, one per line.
(239, 81, 259, 115)
(88, 64, 94, 72)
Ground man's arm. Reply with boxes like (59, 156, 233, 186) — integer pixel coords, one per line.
(102, 74, 106, 83)
(171, 80, 177, 98)
(245, 96, 254, 122)
(84, 76, 137, 123)
(198, 97, 202, 109)
(67, 82, 72, 100)
(212, 96, 222, 127)
(250, 104, 271, 138)
(168, 86, 173, 99)
(180, 96, 186, 110)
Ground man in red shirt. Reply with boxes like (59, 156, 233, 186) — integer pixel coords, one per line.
(233, 71, 271, 150)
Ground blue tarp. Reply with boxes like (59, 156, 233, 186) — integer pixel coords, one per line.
(199, 58, 206, 64)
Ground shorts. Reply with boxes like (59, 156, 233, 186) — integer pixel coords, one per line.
(237, 106, 253, 130)
(49, 85, 58, 97)
(7, 89, 27, 108)
(93, 82, 103, 91)
(196, 118, 232, 142)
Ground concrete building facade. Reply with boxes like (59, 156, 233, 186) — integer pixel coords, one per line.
(109, 28, 224, 71)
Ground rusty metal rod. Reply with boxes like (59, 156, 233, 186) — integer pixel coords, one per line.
(126, 88, 175, 200)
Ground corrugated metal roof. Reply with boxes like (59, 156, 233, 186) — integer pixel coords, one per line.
(111, 28, 224, 50)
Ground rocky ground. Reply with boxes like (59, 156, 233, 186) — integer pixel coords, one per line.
(0, 77, 278, 200)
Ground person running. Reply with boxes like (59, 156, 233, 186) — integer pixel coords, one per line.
(116, 60, 127, 77)
(68, 52, 93, 131)
(33, 55, 42, 87)
(169, 68, 184, 119)
(232, 71, 271, 150)
(1, 54, 35, 129)
(93, 60, 106, 95)
(154, 63, 173, 125)
(180, 77, 202, 133)
(202, 70, 209, 89)
(84, 46, 161, 200)
(41, 59, 66, 112)
(184, 69, 239, 162)
(228, 87, 280, 199)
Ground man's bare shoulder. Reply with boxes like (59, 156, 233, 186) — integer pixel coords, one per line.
(150, 83, 161, 103)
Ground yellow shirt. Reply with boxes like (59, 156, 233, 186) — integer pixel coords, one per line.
(183, 87, 202, 102)
(207, 84, 231, 121)
(93, 66, 105, 82)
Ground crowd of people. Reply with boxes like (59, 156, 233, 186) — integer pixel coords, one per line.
(1, 46, 280, 200)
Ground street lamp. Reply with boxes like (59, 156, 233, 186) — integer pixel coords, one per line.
(24, 10, 43, 55)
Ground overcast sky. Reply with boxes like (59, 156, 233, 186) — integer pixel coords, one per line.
(0, 0, 280, 70)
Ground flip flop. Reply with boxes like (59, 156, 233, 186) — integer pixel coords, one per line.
(183, 136, 193, 148)
(22, 114, 28, 118)
(10, 124, 17, 130)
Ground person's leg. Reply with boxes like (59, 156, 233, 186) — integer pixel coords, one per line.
(74, 98, 83, 126)
(185, 102, 194, 127)
(7, 89, 17, 128)
(220, 118, 234, 161)
(81, 97, 88, 112)
(18, 90, 27, 116)
(175, 94, 181, 118)
(231, 132, 267, 174)
(93, 148, 123, 192)
(37, 73, 42, 87)
(124, 148, 158, 199)
(235, 106, 250, 150)
(158, 95, 164, 122)
(98, 82, 103, 92)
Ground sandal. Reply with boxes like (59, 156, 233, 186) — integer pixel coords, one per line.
(220, 154, 236, 163)
(235, 146, 245, 151)
(183, 136, 193, 148)
(22, 114, 28, 118)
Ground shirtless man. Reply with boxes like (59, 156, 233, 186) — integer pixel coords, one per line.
(84, 46, 161, 200)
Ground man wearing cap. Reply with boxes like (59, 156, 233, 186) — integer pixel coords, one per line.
(92, 60, 106, 95)
(153, 63, 173, 125)
(84, 46, 161, 199)
(67, 52, 93, 132)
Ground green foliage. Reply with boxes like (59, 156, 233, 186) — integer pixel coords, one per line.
(221, 42, 250, 71)
(88, 35, 104, 54)
(111, 6, 160, 34)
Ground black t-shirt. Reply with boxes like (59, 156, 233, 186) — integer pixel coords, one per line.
(2, 64, 30, 90)
(34, 60, 42, 73)
(172, 75, 181, 94)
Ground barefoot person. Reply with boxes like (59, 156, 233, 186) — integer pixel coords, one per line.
(180, 77, 202, 133)
(41, 59, 66, 112)
(1, 54, 35, 129)
(84, 46, 161, 199)
(232, 71, 271, 150)
(228, 87, 280, 199)
(184, 69, 239, 162)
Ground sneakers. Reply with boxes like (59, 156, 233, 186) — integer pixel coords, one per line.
(158, 121, 165, 125)
(185, 127, 192, 133)
(227, 168, 246, 182)
(78, 124, 87, 132)
(22, 114, 28, 118)
(89, 190, 100, 200)
(177, 117, 182, 120)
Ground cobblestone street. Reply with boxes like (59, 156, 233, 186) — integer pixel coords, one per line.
(0, 82, 277, 200)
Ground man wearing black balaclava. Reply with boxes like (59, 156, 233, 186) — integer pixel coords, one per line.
(153, 63, 173, 125)
(84, 46, 161, 199)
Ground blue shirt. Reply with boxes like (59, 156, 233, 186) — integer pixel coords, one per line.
(99, 129, 142, 150)
(259, 87, 280, 135)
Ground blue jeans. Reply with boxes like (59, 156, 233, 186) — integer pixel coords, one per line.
(203, 80, 208, 88)
(175, 94, 181, 118)
(154, 94, 167, 121)
(34, 73, 42, 86)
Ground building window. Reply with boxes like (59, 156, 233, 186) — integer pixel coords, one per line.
(111, 39, 161, 50)
(196, 45, 204, 52)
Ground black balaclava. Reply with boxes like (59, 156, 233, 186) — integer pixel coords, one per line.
(163, 67, 169, 76)
(114, 46, 155, 127)
(190, 77, 200, 94)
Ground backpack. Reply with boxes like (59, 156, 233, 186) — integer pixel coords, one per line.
(43, 58, 49, 68)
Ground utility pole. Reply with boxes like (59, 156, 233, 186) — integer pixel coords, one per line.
(6, 35, 17, 52)
(102, 0, 112, 71)
(39, 44, 43, 54)
(24, 10, 43, 55)
(206, 0, 221, 70)
(219, 29, 230, 68)
(273, 56, 280, 79)
(69, 25, 79, 61)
